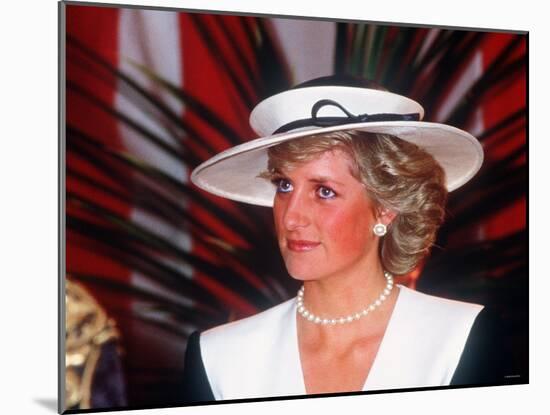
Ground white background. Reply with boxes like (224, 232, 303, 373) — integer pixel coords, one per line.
(0, 0, 544, 414)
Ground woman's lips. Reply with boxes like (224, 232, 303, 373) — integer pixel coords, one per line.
(286, 239, 321, 252)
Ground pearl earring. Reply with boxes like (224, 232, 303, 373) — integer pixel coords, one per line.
(373, 223, 387, 236)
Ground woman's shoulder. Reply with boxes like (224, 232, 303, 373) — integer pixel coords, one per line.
(391, 285, 485, 361)
(397, 284, 484, 321)
(194, 297, 300, 400)
(201, 297, 296, 344)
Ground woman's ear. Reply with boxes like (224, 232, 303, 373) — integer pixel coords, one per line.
(377, 207, 397, 226)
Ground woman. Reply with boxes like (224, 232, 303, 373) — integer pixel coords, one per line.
(182, 76, 506, 402)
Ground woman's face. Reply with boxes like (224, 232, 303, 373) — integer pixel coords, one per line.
(272, 149, 382, 283)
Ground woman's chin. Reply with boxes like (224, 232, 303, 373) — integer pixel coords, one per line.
(282, 250, 322, 277)
(284, 264, 323, 282)
(288, 274, 318, 283)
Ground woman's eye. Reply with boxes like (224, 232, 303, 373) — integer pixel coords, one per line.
(274, 178, 293, 193)
(317, 186, 336, 199)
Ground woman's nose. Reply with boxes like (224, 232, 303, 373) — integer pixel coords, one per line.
(283, 192, 310, 230)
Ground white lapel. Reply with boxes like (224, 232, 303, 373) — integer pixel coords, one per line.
(364, 285, 483, 390)
(200, 298, 305, 400)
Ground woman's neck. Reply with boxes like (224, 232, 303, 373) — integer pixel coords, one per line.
(300, 261, 390, 322)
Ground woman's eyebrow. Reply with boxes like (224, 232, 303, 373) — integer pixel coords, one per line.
(270, 169, 287, 179)
(307, 176, 345, 186)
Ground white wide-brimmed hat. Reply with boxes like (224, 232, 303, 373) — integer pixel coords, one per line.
(191, 77, 483, 207)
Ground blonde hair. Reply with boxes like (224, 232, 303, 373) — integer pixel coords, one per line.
(260, 130, 448, 275)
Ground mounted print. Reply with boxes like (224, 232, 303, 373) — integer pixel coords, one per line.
(59, 1, 528, 413)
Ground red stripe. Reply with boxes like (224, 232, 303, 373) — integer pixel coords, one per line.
(480, 34, 526, 239)
(180, 11, 264, 316)
(66, 5, 133, 315)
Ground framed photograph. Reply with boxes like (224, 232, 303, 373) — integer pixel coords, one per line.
(60, 0, 527, 413)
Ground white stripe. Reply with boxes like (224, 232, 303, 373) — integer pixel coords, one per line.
(414, 28, 441, 67)
(116, 8, 185, 181)
(270, 18, 336, 84)
(115, 9, 194, 323)
(434, 50, 484, 126)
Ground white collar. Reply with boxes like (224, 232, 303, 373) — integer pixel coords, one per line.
(200, 284, 483, 400)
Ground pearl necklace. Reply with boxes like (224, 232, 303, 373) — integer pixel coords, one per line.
(296, 271, 394, 325)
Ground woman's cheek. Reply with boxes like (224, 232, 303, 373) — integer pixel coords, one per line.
(324, 205, 372, 255)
